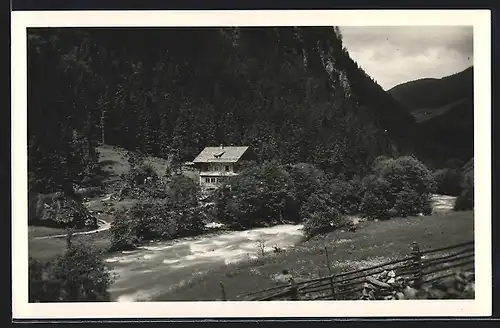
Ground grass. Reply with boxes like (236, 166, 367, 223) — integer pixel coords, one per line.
(29, 230, 113, 263)
(28, 226, 89, 238)
(154, 210, 474, 301)
(95, 145, 132, 185)
(96, 144, 198, 187)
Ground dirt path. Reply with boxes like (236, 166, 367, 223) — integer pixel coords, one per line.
(33, 219, 111, 240)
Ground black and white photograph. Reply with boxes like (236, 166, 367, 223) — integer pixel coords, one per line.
(12, 10, 491, 319)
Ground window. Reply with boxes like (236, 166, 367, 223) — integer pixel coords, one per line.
(225, 165, 230, 172)
(205, 177, 210, 183)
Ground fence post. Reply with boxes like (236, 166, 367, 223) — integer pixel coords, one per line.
(219, 281, 227, 301)
(324, 246, 332, 273)
(289, 276, 298, 300)
(411, 242, 423, 289)
(324, 246, 337, 299)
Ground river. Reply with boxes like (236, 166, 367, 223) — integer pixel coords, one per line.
(103, 193, 455, 302)
(105, 224, 304, 302)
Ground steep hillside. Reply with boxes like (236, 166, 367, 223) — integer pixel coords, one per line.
(388, 67, 474, 167)
(27, 27, 417, 193)
(388, 66, 473, 114)
(417, 97, 474, 165)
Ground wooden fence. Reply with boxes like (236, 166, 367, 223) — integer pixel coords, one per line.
(231, 240, 474, 301)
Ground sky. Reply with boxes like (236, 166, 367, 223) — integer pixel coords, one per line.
(339, 26, 473, 90)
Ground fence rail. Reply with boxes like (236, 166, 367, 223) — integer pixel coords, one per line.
(237, 240, 474, 301)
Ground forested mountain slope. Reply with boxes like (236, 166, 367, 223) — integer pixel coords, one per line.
(388, 67, 474, 166)
(388, 66, 473, 114)
(28, 27, 417, 193)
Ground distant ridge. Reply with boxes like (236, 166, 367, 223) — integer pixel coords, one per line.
(388, 66, 474, 167)
(388, 66, 473, 113)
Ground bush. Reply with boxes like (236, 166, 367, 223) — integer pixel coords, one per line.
(29, 257, 51, 302)
(213, 184, 235, 226)
(433, 168, 463, 196)
(392, 187, 433, 217)
(109, 212, 137, 251)
(288, 163, 326, 212)
(302, 192, 346, 238)
(360, 156, 435, 220)
(29, 243, 113, 302)
(359, 175, 393, 220)
(123, 162, 159, 187)
(454, 163, 474, 211)
(29, 193, 97, 229)
(376, 156, 435, 196)
(126, 150, 146, 169)
(164, 165, 172, 178)
(109, 199, 206, 251)
(167, 175, 200, 209)
(371, 155, 392, 173)
(119, 160, 170, 199)
(221, 162, 297, 228)
(303, 210, 344, 239)
(175, 206, 207, 236)
(328, 176, 364, 215)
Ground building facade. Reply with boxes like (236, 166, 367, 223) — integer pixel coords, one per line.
(192, 145, 256, 191)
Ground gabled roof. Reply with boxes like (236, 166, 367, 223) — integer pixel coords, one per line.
(193, 146, 250, 163)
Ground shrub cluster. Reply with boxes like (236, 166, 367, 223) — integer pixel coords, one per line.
(28, 192, 98, 229)
(213, 162, 350, 236)
(29, 242, 113, 302)
(454, 160, 474, 211)
(301, 192, 346, 238)
(432, 168, 463, 196)
(109, 175, 206, 251)
(214, 161, 297, 229)
(288, 163, 326, 213)
(359, 156, 435, 220)
(328, 176, 364, 216)
(119, 161, 168, 199)
(109, 202, 206, 250)
(214, 156, 436, 237)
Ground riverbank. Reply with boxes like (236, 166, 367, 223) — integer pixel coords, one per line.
(154, 210, 474, 301)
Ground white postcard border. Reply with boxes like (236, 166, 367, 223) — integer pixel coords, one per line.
(11, 9, 492, 319)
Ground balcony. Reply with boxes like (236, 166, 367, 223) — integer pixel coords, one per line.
(199, 171, 239, 177)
